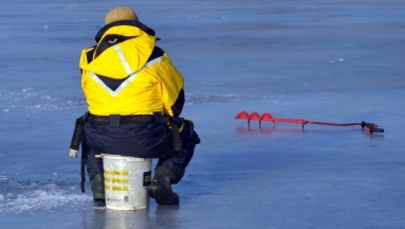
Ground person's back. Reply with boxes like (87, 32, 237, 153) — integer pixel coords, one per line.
(73, 6, 200, 205)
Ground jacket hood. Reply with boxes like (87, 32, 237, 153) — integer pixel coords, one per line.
(95, 20, 156, 42)
(80, 21, 157, 79)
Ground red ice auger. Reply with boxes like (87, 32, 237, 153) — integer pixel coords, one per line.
(235, 111, 384, 133)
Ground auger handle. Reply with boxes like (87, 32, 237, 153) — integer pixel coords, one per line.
(370, 127, 384, 133)
(361, 121, 384, 133)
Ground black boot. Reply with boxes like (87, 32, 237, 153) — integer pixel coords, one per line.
(90, 173, 105, 204)
(148, 167, 179, 205)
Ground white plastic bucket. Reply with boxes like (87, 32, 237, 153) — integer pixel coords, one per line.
(101, 154, 152, 210)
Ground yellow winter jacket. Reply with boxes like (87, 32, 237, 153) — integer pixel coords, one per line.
(79, 21, 184, 117)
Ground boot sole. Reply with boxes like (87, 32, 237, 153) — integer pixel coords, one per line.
(148, 186, 180, 205)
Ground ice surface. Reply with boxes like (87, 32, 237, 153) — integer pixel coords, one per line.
(1, 0, 405, 228)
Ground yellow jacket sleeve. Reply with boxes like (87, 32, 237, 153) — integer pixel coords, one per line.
(156, 53, 185, 117)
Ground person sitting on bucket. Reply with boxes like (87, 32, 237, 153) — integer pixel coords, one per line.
(70, 6, 200, 205)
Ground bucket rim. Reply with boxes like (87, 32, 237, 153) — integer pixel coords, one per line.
(99, 153, 151, 162)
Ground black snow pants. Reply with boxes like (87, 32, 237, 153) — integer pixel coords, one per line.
(81, 115, 200, 185)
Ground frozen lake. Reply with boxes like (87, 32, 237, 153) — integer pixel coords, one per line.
(1, 0, 405, 228)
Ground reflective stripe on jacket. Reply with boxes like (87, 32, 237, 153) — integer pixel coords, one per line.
(79, 20, 184, 116)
